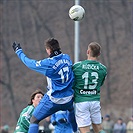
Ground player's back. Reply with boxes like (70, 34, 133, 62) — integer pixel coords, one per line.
(45, 53, 74, 98)
(72, 60, 107, 103)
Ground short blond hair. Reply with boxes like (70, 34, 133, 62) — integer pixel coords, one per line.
(88, 42, 101, 57)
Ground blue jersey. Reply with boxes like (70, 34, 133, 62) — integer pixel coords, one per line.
(16, 49, 74, 103)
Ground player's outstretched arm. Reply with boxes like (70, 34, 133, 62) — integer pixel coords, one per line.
(12, 41, 48, 76)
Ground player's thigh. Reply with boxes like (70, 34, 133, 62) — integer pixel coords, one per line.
(33, 94, 58, 120)
(75, 102, 91, 127)
(90, 101, 102, 124)
(61, 99, 74, 111)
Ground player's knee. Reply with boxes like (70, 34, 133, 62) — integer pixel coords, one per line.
(30, 116, 40, 124)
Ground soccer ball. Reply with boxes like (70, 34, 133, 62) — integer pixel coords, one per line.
(69, 5, 85, 21)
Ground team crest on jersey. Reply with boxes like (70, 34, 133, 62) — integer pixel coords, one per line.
(36, 61, 41, 66)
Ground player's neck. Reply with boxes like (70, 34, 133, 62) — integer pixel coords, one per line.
(87, 56, 97, 61)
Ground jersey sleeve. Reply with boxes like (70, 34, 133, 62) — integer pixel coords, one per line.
(16, 49, 49, 75)
(101, 65, 107, 86)
(101, 75, 106, 86)
(19, 106, 34, 130)
(72, 61, 81, 88)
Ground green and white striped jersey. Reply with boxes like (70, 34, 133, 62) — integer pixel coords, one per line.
(14, 105, 34, 133)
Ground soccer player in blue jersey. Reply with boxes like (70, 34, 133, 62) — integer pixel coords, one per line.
(12, 38, 78, 133)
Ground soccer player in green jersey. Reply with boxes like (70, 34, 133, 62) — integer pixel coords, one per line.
(14, 89, 44, 133)
(72, 42, 107, 133)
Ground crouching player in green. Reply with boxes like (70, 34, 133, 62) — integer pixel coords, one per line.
(14, 89, 44, 133)
(72, 42, 107, 133)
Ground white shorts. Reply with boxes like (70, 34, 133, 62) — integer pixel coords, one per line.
(74, 101, 102, 127)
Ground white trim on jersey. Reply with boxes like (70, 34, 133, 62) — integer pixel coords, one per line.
(47, 91, 73, 104)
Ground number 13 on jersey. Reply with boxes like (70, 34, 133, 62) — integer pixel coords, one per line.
(82, 72, 98, 90)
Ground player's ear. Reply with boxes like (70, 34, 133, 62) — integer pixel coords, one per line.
(98, 51, 101, 56)
(87, 49, 89, 55)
